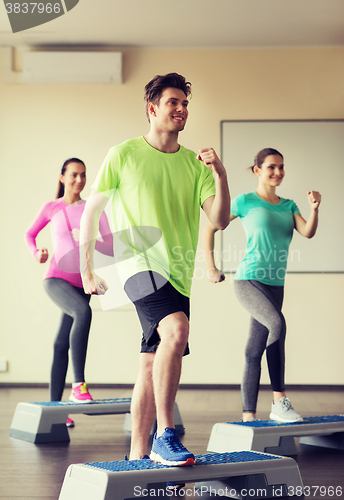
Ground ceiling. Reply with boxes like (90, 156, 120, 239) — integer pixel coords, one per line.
(0, 0, 344, 49)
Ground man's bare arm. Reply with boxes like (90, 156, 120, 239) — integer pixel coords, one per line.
(80, 189, 109, 295)
(198, 148, 230, 230)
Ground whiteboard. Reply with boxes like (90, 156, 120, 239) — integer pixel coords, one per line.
(221, 120, 344, 273)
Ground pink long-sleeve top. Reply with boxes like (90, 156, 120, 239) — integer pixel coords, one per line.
(25, 198, 113, 288)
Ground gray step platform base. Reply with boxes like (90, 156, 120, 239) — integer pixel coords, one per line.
(9, 399, 183, 444)
(207, 415, 344, 456)
(58, 451, 303, 500)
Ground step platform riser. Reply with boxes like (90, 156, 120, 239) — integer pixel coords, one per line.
(58, 452, 303, 500)
(9, 399, 183, 443)
(207, 415, 344, 456)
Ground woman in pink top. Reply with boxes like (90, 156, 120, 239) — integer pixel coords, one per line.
(25, 158, 112, 423)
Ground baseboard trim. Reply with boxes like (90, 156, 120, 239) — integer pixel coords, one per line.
(0, 382, 343, 391)
(179, 384, 344, 391)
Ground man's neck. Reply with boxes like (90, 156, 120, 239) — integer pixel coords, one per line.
(144, 130, 180, 154)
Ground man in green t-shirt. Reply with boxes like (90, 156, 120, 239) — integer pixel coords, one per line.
(80, 73, 230, 466)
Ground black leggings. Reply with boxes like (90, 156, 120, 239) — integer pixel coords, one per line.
(43, 278, 92, 401)
(234, 280, 286, 413)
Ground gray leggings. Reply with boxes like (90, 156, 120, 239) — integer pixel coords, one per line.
(234, 280, 286, 413)
(43, 278, 92, 401)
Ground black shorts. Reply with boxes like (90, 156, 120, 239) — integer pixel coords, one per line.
(124, 271, 190, 354)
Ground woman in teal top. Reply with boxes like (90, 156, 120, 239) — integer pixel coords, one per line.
(203, 148, 321, 423)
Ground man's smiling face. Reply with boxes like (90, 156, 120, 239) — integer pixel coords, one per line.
(150, 87, 189, 133)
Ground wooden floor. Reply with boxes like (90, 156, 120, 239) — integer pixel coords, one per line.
(0, 385, 343, 499)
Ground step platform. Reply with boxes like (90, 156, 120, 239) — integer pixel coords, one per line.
(58, 451, 303, 500)
(9, 399, 183, 444)
(207, 415, 344, 456)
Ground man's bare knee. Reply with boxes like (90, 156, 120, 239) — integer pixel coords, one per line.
(171, 321, 189, 347)
(158, 313, 189, 351)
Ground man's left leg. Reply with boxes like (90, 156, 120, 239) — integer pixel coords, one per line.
(150, 311, 195, 466)
(154, 311, 189, 436)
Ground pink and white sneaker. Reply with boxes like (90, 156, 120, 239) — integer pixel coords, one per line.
(69, 383, 93, 403)
(66, 417, 75, 427)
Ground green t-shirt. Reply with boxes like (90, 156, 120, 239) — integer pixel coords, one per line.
(92, 136, 216, 297)
(231, 192, 300, 286)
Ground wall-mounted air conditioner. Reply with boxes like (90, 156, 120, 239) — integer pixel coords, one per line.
(2, 47, 122, 84)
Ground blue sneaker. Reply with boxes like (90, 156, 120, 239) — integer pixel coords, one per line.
(150, 427, 195, 466)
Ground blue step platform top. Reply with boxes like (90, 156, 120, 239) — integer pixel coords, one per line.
(85, 450, 282, 471)
(30, 398, 132, 407)
(233, 415, 344, 427)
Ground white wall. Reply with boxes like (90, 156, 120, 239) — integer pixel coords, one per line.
(0, 47, 343, 386)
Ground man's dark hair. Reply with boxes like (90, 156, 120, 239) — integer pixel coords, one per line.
(144, 73, 192, 122)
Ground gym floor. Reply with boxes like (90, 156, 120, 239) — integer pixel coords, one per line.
(0, 385, 343, 499)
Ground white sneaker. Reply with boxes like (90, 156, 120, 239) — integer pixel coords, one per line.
(241, 417, 260, 422)
(270, 397, 303, 423)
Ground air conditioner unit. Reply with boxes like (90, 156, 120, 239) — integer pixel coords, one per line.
(2, 48, 122, 84)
